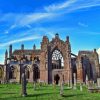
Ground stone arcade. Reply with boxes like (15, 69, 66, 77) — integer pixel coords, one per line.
(0, 34, 100, 85)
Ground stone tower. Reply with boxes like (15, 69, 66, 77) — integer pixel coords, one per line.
(33, 44, 36, 50)
(21, 44, 24, 50)
(40, 34, 72, 84)
(4, 50, 8, 64)
(9, 44, 12, 58)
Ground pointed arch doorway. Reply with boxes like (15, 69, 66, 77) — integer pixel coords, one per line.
(54, 74, 60, 84)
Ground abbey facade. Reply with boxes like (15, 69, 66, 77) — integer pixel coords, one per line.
(0, 34, 100, 84)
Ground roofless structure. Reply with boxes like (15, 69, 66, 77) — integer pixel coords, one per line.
(0, 34, 99, 84)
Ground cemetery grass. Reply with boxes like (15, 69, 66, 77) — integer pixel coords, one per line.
(0, 83, 100, 100)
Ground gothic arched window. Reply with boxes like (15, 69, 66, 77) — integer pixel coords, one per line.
(52, 49, 64, 68)
(9, 66, 17, 79)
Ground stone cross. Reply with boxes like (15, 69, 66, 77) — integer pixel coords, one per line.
(21, 73, 27, 97)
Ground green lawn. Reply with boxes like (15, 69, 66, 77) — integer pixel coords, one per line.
(0, 83, 100, 100)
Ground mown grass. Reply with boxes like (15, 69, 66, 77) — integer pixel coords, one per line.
(0, 83, 100, 100)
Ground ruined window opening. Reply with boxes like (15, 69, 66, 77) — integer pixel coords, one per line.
(52, 49, 64, 69)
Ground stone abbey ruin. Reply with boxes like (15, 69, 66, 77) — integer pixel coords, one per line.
(0, 33, 100, 85)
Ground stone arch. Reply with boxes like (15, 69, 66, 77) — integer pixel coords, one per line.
(24, 65, 31, 79)
(51, 47, 64, 69)
(9, 65, 18, 79)
(51, 46, 64, 57)
(47, 42, 69, 84)
(51, 43, 66, 59)
(71, 58, 77, 84)
(82, 56, 94, 82)
(33, 64, 40, 82)
(52, 70, 65, 84)
(54, 74, 60, 84)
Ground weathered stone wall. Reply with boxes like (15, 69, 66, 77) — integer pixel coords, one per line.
(77, 50, 100, 83)
(1, 35, 99, 84)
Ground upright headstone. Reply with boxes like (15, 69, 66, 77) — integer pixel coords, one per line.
(86, 75, 88, 86)
(80, 83, 83, 91)
(88, 80, 93, 89)
(73, 73, 77, 90)
(21, 73, 27, 97)
(60, 74, 64, 96)
(34, 81, 36, 90)
(53, 80, 56, 89)
(97, 78, 100, 88)
(60, 82, 64, 96)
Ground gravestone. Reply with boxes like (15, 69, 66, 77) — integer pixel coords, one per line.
(60, 74, 64, 96)
(80, 83, 83, 91)
(88, 80, 94, 89)
(21, 73, 27, 97)
(34, 81, 36, 90)
(88, 80, 100, 93)
(86, 75, 88, 86)
(73, 73, 77, 90)
(97, 78, 100, 88)
(60, 81, 64, 96)
(53, 80, 56, 89)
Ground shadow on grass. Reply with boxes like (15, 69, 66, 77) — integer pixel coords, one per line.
(0, 92, 59, 100)
(0, 92, 17, 95)
(63, 88, 72, 90)
(62, 93, 84, 98)
(27, 92, 57, 97)
(31, 88, 58, 91)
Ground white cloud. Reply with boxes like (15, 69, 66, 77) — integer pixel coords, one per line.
(32, 27, 55, 38)
(78, 22, 88, 27)
(0, 35, 41, 47)
(44, 0, 77, 12)
(10, 24, 16, 29)
(0, 0, 100, 46)
(25, 25, 32, 29)
(45, 0, 100, 13)
(19, 13, 55, 26)
(75, 0, 100, 10)
(4, 30, 9, 34)
(1, 0, 100, 29)
(3, 24, 17, 34)
(18, 0, 100, 27)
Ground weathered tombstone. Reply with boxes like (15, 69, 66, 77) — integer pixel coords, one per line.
(88, 80, 98, 93)
(80, 83, 83, 91)
(60, 74, 64, 96)
(21, 73, 27, 97)
(53, 80, 56, 97)
(60, 81, 64, 96)
(97, 78, 100, 88)
(34, 81, 36, 90)
(33, 63, 39, 90)
(88, 80, 93, 89)
(53, 80, 56, 89)
(73, 73, 77, 90)
(86, 75, 88, 86)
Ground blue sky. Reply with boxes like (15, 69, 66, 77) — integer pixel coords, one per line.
(0, 0, 100, 64)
